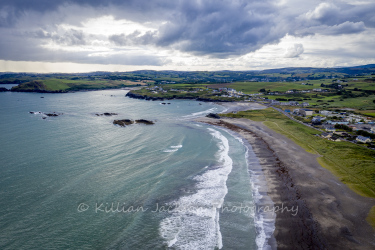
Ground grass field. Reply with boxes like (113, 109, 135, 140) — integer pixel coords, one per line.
(222, 108, 375, 199)
(228, 81, 316, 94)
(12, 79, 143, 92)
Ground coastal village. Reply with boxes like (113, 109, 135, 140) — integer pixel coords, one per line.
(144, 85, 375, 148)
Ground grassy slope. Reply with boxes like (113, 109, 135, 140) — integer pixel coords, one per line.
(12, 79, 143, 92)
(223, 108, 375, 198)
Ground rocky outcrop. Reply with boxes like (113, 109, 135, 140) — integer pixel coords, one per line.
(113, 119, 134, 127)
(206, 113, 221, 119)
(113, 119, 155, 127)
(45, 113, 59, 117)
(0, 87, 8, 92)
(135, 119, 155, 125)
(126, 92, 164, 101)
(29, 111, 63, 118)
(96, 113, 118, 116)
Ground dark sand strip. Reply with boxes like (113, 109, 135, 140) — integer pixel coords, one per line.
(197, 117, 375, 249)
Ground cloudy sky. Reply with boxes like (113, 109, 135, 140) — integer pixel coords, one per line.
(0, 0, 374, 72)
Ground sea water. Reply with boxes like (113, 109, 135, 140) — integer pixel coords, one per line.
(0, 89, 274, 249)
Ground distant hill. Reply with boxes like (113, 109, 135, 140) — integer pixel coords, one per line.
(259, 64, 375, 74)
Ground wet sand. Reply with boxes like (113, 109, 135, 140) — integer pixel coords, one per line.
(196, 110, 375, 249)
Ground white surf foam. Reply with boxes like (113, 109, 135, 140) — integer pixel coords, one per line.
(159, 128, 232, 249)
(163, 145, 183, 153)
(163, 149, 179, 153)
(181, 107, 217, 119)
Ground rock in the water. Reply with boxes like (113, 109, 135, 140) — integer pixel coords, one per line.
(206, 113, 220, 119)
(96, 113, 118, 116)
(45, 113, 59, 117)
(135, 119, 155, 125)
(0, 87, 8, 92)
(113, 119, 134, 127)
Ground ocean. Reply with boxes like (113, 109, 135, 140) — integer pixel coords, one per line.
(0, 89, 274, 249)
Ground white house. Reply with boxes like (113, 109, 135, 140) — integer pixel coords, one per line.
(299, 109, 313, 116)
(356, 136, 371, 143)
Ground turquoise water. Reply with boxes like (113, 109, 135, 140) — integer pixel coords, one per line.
(0, 89, 270, 249)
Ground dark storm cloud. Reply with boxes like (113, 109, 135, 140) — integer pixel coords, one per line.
(153, 0, 286, 57)
(107, 0, 286, 57)
(0, 0, 375, 64)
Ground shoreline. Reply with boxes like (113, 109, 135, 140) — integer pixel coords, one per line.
(196, 114, 375, 249)
(217, 125, 278, 249)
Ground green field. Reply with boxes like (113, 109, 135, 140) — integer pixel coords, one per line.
(130, 87, 243, 102)
(222, 108, 375, 199)
(11, 79, 143, 92)
(228, 81, 317, 94)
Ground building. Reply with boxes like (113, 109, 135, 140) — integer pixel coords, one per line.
(330, 135, 341, 142)
(299, 109, 313, 116)
(289, 101, 299, 106)
(371, 127, 375, 133)
(327, 121, 349, 125)
(356, 136, 371, 143)
(321, 133, 332, 139)
(325, 126, 336, 132)
(320, 110, 332, 116)
(312, 117, 322, 125)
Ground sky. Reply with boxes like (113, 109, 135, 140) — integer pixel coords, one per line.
(0, 0, 374, 73)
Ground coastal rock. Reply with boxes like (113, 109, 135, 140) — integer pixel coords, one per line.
(113, 119, 134, 127)
(30, 111, 62, 117)
(96, 113, 118, 116)
(206, 113, 221, 119)
(45, 113, 59, 117)
(135, 119, 155, 125)
(0, 87, 8, 92)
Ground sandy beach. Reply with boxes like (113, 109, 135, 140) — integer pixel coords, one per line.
(197, 102, 375, 249)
